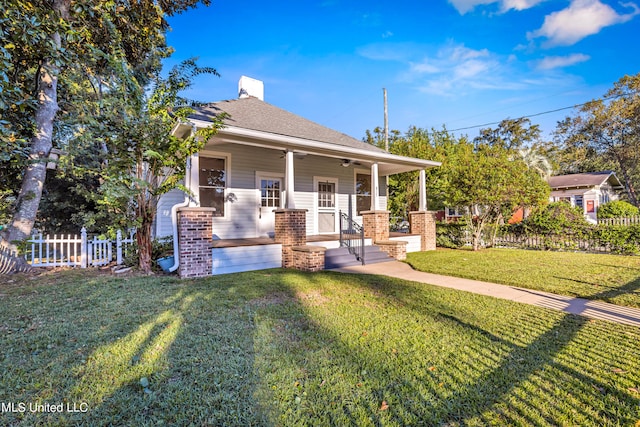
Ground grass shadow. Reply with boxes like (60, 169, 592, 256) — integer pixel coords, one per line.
(3, 269, 640, 425)
(314, 271, 640, 425)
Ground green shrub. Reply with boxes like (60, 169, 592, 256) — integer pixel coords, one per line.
(124, 236, 174, 271)
(597, 200, 639, 219)
(592, 225, 640, 255)
(436, 221, 468, 248)
(524, 202, 591, 234)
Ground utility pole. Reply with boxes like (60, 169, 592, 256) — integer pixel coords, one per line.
(383, 88, 389, 151)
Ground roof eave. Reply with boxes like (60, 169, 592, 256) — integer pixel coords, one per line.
(191, 121, 441, 173)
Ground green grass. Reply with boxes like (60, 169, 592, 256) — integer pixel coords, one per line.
(406, 248, 640, 309)
(1, 268, 640, 426)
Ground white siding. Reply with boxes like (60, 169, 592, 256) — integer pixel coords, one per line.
(156, 143, 395, 240)
(155, 189, 186, 238)
(201, 145, 284, 239)
(390, 235, 421, 253)
(211, 245, 282, 275)
(198, 144, 365, 239)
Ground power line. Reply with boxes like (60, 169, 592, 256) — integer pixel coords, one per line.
(444, 91, 637, 134)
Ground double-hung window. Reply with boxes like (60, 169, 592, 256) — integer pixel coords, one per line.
(199, 157, 226, 217)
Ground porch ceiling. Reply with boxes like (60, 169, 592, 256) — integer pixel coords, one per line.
(177, 121, 440, 176)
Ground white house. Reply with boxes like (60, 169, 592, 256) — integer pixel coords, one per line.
(156, 77, 441, 277)
(548, 171, 623, 223)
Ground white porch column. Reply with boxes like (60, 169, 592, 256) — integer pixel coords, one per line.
(285, 150, 296, 209)
(370, 162, 379, 211)
(189, 153, 199, 206)
(419, 169, 427, 211)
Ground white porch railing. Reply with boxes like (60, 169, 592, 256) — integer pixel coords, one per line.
(26, 228, 136, 268)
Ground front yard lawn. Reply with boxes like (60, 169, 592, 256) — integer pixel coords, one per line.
(407, 248, 640, 309)
(1, 268, 639, 426)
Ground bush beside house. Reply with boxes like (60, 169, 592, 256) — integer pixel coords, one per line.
(598, 200, 639, 219)
(437, 201, 640, 255)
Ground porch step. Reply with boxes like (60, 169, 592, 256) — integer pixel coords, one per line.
(324, 245, 395, 269)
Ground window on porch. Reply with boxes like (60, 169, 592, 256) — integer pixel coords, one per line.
(260, 179, 281, 208)
(356, 173, 371, 215)
(199, 157, 226, 216)
(318, 182, 335, 208)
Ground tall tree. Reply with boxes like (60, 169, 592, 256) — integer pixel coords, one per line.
(100, 59, 223, 273)
(554, 73, 640, 206)
(0, 0, 210, 269)
(474, 118, 542, 151)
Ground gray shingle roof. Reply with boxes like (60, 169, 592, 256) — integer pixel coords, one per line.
(548, 171, 623, 189)
(190, 96, 386, 153)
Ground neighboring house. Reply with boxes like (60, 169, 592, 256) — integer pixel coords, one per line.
(157, 76, 441, 277)
(434, 207, 466, 222)
(548, 171, 623, 223)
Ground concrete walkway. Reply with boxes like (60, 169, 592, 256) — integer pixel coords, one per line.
(332, 261, 640, 328)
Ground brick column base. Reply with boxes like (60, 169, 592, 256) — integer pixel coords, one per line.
(177, 207, 216, 278)
(361, 210, 390, 242)
(274, 209, 307, 268)
(375, 240, 407, 260)
(409, 211, 436, 251)
(292, 246, 326, 272)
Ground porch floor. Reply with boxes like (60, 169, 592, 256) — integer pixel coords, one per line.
(210, 232, 416, 248)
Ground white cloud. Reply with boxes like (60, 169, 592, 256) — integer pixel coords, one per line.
(382, 30, 394, 39)
(401, 44, 512, 96)
(449, 0, 546, 14)
(449, 0, 495, 14)
(410, 61, 440, 74)
(528, 0, 640, 46)
(357, 41, 583, 98)
(536, 53, 591, 70)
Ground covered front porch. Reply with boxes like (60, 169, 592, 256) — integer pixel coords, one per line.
(177, 205, 435, 278)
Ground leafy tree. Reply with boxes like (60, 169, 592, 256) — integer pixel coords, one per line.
(363, 126, 402, 150)
(553, 73, 640, 206)
(387, 126, 457, 217)
(598, 200, 640, 219)
(371, 122, 549, 251)
(99, 59, 223, 273)
(0, 0, 210, 270)
(473, 118, 542, 151)
(444, 140, 549, 250)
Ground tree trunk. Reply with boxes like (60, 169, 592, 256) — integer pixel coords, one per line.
(0, 1, 69, 272)
(136, 190, 157, 274)
(612, 147, 638, 206)
(137, 220, 153, 274)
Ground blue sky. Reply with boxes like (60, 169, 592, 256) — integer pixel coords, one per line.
(165, 0, 640, 142)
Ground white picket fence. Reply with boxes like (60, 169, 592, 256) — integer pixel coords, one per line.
(26, 228, 136, 268)
(598, 216, 640, 226)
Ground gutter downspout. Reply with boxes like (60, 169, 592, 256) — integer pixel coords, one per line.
(168, 132, 196, 273)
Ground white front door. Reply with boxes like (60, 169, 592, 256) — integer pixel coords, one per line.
(315, 177, 338, 234)
(257, 175, 283, 237)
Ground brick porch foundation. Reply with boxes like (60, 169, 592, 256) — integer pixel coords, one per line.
(292, 245, 327, 271)
(177, 207, 216, 278)
(409, 211, 437, 251)
(361, 210, 390, 242)
(274, 209, 307, 268)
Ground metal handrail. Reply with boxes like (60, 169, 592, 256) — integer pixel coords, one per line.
(339, 210, 365, 265)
